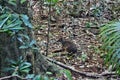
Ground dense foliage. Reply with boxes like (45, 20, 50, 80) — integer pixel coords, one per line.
(1, 0, 120, 79)
(0, 0, 33, 78)
(0, 0, 73, 80)
(100, 21, 120, 74)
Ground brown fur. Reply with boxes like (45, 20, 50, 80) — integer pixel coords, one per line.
(53, 38, 77, 54)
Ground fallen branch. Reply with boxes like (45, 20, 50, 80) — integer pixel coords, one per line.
(0, 75, 27, 80)
(47, 57, 116, 78)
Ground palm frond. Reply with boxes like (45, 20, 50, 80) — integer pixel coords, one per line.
(100, 21, 120, 74)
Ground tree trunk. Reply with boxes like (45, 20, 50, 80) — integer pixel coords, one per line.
(0, 0, 59, 77)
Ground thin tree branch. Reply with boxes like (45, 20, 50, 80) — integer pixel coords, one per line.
(46, 0, 52, 56)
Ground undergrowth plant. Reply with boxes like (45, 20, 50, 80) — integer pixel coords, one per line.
(5, 57, 31, 76)
(100, 21, 120, 74)
(0, 0, 73, 80)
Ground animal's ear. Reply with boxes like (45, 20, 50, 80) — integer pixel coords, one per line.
(57, 35, 65, 42)
(57, 37, 63, 42)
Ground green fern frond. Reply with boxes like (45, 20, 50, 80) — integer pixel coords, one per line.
(100, 21, 120, 74)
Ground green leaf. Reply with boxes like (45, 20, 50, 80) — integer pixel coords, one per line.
(8, 59, 17, 65)
(45, 0, 58, 5)
(33, 75, 42, 80)
(47, 0, 58, 3)
(0, 14, 10, 28)
(26, 74, 35, 79)
(46, 72, 53, 75)
(2, 20, 22, 29)
(29, 40, 36, 46)
(20, 14, 33, 28)
(9, 26, 24, 30)
(17, 37, 24, 43)
(20, 62, 31, 70)
(20, 68, 30, 73)
(44, 76, 49, 80)
(18, 34, 30, 41)
(21, 0, 26, 4)
(32, 47, 38, 50)
(19, 45, 29, 49)
(8, 0, 17, 6)
(62, 70, 72, 80)
(52, 0, 58, 3)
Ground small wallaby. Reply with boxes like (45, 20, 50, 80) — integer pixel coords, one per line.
(53, 37, 78, 55)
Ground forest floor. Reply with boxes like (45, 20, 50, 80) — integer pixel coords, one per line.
(34, 16, 119, 80)
(33, 3, 118, 79)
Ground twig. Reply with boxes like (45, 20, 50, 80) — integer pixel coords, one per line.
(47, 57, 117, 78)
(84, 29, 96, 38)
